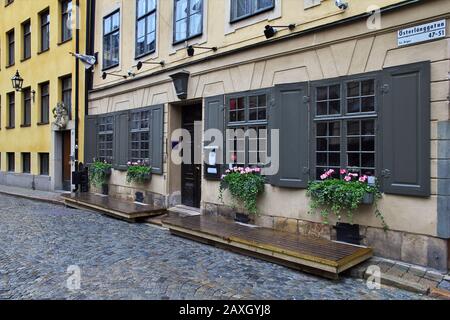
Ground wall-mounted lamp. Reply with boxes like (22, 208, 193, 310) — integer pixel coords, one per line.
(170, 71, 190, 100)
(187, 45, 218, 57)
(136, 60, 165, 70)
(11, 70, 36, 101)
(101, 71, 128, 80)
(335, 0, 348, 10)
(11, 70, 24, 92)
(264, 24, 296, 39)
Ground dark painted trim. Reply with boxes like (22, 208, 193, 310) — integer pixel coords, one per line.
(89, 0, 421, 94)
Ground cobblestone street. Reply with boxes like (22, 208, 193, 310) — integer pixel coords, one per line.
(0, 194, 430, 300)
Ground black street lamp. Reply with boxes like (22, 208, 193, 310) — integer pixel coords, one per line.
(170, 71, 190, 100)
(136, 60, 165, 70)
(187, 45, 218, 57)
(11, 70, 24, 92)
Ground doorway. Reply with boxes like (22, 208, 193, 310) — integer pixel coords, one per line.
(62, 130, 71, 191)
(181, 104, 202, 208)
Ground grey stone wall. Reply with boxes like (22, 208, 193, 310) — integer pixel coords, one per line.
(203, 201, 449, 271)
(437, 121, 450, 239)
(0, 172, 51, 192)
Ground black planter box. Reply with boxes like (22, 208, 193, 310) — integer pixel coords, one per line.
(335, 223, 362, 245)
(101, 184, 109, 196)
(135, 192, 145, 203)
(234, 212, 251, 224)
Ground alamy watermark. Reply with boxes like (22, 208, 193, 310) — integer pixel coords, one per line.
(66, 265, 81, 291)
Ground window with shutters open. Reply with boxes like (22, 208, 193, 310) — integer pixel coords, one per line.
(98, 115, 114, 163)
(225, 90, 269, 169)
(312, 77, 378, 180)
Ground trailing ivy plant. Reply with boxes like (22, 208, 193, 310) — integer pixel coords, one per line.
(219, 167, 266, 215)
(307, 169, 388, 230)
(89, 160, 112, 188)
(126, 160, 152, 184)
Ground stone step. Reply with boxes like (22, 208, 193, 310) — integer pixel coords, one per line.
(167, 205, 201, 217)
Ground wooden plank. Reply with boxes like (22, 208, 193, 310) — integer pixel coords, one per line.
(62, 193, 166, 221)
(162, 215, 373, 278)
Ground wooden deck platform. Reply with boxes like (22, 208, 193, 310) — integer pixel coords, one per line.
(162, 215, 373, 279)
(62, 193, 166, 222)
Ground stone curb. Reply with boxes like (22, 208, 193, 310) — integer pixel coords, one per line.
(348, 258, 450, 298)
(0, 190, 64, 206)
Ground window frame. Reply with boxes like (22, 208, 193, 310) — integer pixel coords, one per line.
(22, 87, 32, 126)
(97, 115, 114, 163)
(225, 88, 270, 168)
(39, 152, 49, 176)
(22, 152, 31, 174)
(129, 108, 151, 163)
(310, 72, 380, 181)
(135, 0, 157, 59)
(7, 29, 15, 66)
(230, 0, 275, 23)
(172, 0, 204, 45)
(39, 82, 50, 124)
(40, 9, 50, 52)
(22, 20, 31, 60)
(7, 152, 15, 172)
(102, 9, 121, 70)
(7, 92, 15, 129)
(61, 0, 72, 43)
(61, 75, 72, 120)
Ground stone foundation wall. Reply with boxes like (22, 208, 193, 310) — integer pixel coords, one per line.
(203, 202, 450, 272)
(0, 172, 51, 192)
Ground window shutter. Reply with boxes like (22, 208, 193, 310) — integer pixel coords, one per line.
(114, 111, 130, 170)
(269, 83, 309, 188)
(204, 95, 225, 180)
(84, 115, 98, 165)
(149, 104, 164, 175)
(380, 61, 431, 197)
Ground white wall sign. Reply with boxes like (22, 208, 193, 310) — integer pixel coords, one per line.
(398, 20, 446, 47)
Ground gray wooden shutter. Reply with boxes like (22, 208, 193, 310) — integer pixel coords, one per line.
(114, 111, 130, 170)
(269, 83, 309, 188)
(149, 104, 164, 175)
(380, 61, 430, 197)
(204, 95, 225, 179)
(84, 115, 97, 165)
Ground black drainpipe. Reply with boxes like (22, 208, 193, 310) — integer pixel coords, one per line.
(73, 0, 80, 192)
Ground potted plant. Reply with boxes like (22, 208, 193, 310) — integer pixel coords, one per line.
(88, 160, 112, 195)
(307, 169, 388, 230)
(219, 167, 265, 223)
(126, 160, 152, 184)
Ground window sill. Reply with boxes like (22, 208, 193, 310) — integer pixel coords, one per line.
(135, 49, 157, 61)
(5, 63, 15, 69)
(20, 57, 31, 63)
(173, 33, 203, 46)
(57, 38, 72, 46)
(37, 122, 49, 126)
(20, 124, 31, 128)
(37, 48, 50, 55)
(5, 126, 15, 130)
(102, 63, 120, 72)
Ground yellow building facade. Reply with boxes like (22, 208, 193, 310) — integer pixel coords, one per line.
(0, 0, 87, 191)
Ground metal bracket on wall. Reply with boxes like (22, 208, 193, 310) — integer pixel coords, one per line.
(381, 84, 390, 94)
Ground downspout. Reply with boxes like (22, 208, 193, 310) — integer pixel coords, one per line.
(73, 0, 80, 192)
(85, 0, 96, 116)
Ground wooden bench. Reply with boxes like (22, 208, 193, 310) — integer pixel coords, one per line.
(162, 215, 373, 279)
(62, 193, 166, 222)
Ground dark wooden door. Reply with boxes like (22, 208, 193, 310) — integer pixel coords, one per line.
(181, 104, 202, 208)
(62, 131, 72, 191)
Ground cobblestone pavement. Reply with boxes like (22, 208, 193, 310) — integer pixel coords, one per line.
(0, 194, 431, 300)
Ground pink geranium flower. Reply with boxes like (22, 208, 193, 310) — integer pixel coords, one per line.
(340, 169, 347, 175)
(344, 175, 352, 182)
(359, 175, 368, 183)
(320, 174, 328, 180)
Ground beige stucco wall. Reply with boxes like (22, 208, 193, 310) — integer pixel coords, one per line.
(88, 0, 450, 237)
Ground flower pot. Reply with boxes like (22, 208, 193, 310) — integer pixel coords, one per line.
(362, 192, 374, 205)
(234, 212, 251, 224)
(101, 183, 109, 196)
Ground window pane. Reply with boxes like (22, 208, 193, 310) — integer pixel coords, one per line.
(329, 153, 340, 167)
(328, 138, 340, 151)
(361, 97, 375, 112)
(317, 87, 327, 101)
(347, 98, 360, 113)
(175, 0, 188, 20)
(257, 0, 273, 10)
(362, 153, 375, 168)
(348, 153, 360, 167)
(361, 120, 375, 135)
(317, 102, 327, 115)
(236, 0, 251, 18)
(189, 13, 202, 36)
(175, 19, 187, 42)
(361, 80, 374, 96)
(316, 138, 327, 151)
(348, 138, 359, 151)
(347, 82, 359, 97)
(329, 84, 340, 99)
(362, 137, 375, 151)
(347, 121, 360, 136)
(316, 123, 327, 136)
(329, 100, 340, 114)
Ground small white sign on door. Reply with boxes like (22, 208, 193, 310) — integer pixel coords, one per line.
(398, 19, 446, 47)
